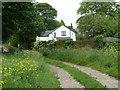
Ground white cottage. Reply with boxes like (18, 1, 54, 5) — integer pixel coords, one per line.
(36, 25, 76, 41)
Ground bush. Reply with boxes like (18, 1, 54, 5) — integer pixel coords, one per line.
(94, 35, 104, 48)
(33, 40, 55, 51)
(5, 45, 19, 53)
(76, 35, 87, 40)
(104, 41, 118, 50)
(75, 40, 94, 48)
(34, 40, 75, 49)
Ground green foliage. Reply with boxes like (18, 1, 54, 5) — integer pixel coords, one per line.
(36, 3, 57, 20)
(35, 3, 60, 30)
(77, 2, 117, 16)
(33, 40, 75, 50)
(94, 35, 104, 49)
(77, 14, 118, 37)
(56, 40, 75, 48)
(75, 40, 94, 48)
(41, 47, 119, 79)
(77, 2, 118, 38)
(45, 58, 107, 88)
(5, 45, 19, 53)
(104, 41, 118, 49)
(2, 2, 60, 49)
(76, 35, 87, 40)
(60, 20, 65, 26)
(2, 50, 60, 88)
(2, 2, 46, 49)
(33, 40, 56, 50)
(8, 34, 19, 47)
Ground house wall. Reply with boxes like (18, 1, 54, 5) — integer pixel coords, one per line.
(36, 36, 49, 41)
(36, 25, 76, 41)
(50, 25, 76, 41)
(70, 31, 76, 41)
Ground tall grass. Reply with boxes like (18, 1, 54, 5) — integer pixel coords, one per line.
(1, 50, 60, 88)
(41, 47, 119, 79)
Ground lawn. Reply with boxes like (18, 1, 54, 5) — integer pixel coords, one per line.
(1, 50, 60, 88)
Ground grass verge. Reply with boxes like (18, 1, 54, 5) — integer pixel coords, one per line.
(2, 50, 60, 88)
(45, 58, 107, 89)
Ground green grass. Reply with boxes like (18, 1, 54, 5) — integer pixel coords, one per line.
(45, 58, 107, 89)
(41, 47, 119, 79)
(2, 50, 60, 88)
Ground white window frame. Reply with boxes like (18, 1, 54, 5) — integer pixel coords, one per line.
(61, 31, 66, 36)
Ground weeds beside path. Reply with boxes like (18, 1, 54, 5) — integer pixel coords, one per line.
(2, 51, 60, 88)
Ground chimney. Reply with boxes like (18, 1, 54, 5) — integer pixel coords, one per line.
(71, 23, 73, 29)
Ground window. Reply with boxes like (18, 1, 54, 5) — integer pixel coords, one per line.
(61, 31, 66, 36)
(54, 33, 56, 37)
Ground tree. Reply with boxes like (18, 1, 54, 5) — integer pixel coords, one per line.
(35, 3, 59, 30)
(2, 2, 60, 49)
(35, 3, 57, 20)
(77, 1, 117, 17)
(2, 2, 46, 49)
(76, 1, 118, 38)
(60, 20, 65, 26)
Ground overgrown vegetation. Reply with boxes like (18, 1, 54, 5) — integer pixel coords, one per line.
(45, 58, 107, 89)
(33, 40, 76, 49)
(1, 50, 60, 88)
(38, 46, 119, 79)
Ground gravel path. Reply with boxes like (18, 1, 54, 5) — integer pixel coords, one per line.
(48, 64, 85, 88)
(63, 62, 118, 88)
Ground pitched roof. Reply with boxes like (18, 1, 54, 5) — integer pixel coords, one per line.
(103, 37, 120, 42)
(41, 30, 54, 37)
(40, 25, 74, 37)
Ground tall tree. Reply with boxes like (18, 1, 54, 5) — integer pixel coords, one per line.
(77, 1, 117, 17)
(2, 2, 61, 49)
(35, 3, 60, 30)
(2, 2, 46, 49)
(76, 1, 118, 38)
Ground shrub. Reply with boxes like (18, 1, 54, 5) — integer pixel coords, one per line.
(34, 40, 75, 49)
(94, 35, 104, 48)
(63, 40, 75, 48)
(33, 40, 55, 51)
(75, 40, 94, 48)
(5, 45, 19, 53)
(104, 41, 118, 50)
(76, 35, 87, 40)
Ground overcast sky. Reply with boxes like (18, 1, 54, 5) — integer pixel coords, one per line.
(35, 0, 119, 28)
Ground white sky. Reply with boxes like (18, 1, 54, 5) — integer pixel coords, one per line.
(35, 0, 119, 28)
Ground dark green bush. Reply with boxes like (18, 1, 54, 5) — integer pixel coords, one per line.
(33, 40, 55, 50)
(6, 45, 19, 53)
(34, 40, 75, 49)
(75, 40, 94, 48)
(104, 41, 118, 50)
(63, 40, 75, 48)
(94, 35, 104, 49)
(76, 35, 87, 40)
